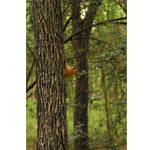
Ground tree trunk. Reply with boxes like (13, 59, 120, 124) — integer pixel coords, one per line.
(72, 1, 102, 150)
(101, 70, 111, 144)
(33, 0, 68, 150)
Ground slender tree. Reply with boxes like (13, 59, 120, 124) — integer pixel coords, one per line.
(72, 0, 102, 150)
(33, 0, 68, 149)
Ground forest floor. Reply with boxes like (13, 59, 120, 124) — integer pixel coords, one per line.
(26, 145, 127, 150)
(120, 145, 127, 150)
(98, 145, 127, 150)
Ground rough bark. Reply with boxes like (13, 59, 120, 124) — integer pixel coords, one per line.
(33, 0, 68, 150)
(72, 1, 102, 150)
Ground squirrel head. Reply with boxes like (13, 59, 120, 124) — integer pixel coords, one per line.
(71, 66, 80, 76)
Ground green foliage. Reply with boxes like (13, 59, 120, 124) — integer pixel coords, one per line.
(26, 98, 37, 149)
(68, 122, 84, 144)
(26, 0, 35, 77)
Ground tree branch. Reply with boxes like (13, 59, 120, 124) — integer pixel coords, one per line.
(63, 16, 73, 32)
(70, 37, 112, 45)
(111, 0, 127, 14)
(26, 43, 36, 60)
(62, 0, 71, 15)
(116, 22, 127, 25)
(26, 24, 34, 29)
(26, 80, 37, 93)
(26, 58, 36, 87)
(26, 10, 33, 17)
(90, 37, 112, 45)
(64, 17, 127, 43)
(26, 92, 33, 99)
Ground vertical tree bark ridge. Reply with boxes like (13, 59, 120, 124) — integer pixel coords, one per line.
(72, 0, 102, 150)
(33, 0, 68, 150)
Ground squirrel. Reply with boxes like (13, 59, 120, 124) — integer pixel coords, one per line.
(33, 59, 79, 99)
(64, 59, 80, 79)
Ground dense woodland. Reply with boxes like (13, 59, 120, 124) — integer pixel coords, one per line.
(26, 0, 127, 150)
